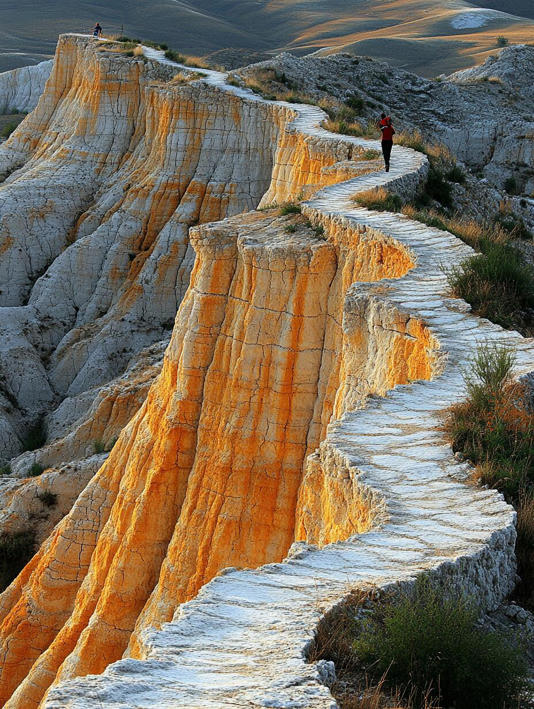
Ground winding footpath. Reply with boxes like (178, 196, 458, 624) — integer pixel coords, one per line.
(44, 40, 534, 708)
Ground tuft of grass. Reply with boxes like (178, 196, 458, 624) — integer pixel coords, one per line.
(133, 46, 144, 57)
(494, 206, 532, 240)
(279, 203, 301, 215)
(28, 462, 45, 477)
(354, 187, 403, 213)
(444, 345, 534, 608)
(0, 530, 35, 591)
(361, 149, 381, 161)
(446, 239, 534, 334)
(353, 576, 527, 709)
(285, 224, 297, 234)
(36, 490, 57, 508)
(164, 49, 186, 64)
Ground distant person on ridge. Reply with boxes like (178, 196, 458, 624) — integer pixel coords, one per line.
(378, 112, 395, 172)
(93, 23, 102, 38)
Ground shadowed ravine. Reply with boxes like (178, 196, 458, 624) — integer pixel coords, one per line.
(0, 35, 532, 709)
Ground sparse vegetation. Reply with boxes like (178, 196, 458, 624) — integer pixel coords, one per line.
(279, 203, 301, 215)
(36, 490, 57, 508)
(285, 224, 297, 234)
(164, 48, 186, 64)
(1, 122, 18, 139)
(310, 577, 527, 708)
(504, 176, 520, 196)
(361, 149, 380, 161)
(497, 36, 509, 47)
(22, 419, 46, 452)
(28, 462, 45, 477)
(353, 187, 403, 213)
(444, 345, 534, 607)
(0, 530, 35, 590)
(0, 464, 11, 475)
(446, 239, 534, 335)
(353, 577, 527, 709)
(93, 440, 106, 454)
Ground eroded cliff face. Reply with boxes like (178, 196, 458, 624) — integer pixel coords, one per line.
(0, 36, 444, 708)
(0, 210, 438, 707)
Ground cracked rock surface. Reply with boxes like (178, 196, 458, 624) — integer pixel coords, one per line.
(0, 35, 532, 709)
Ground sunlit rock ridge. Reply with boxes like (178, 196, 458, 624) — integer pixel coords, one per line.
(0, 34, 532, 708)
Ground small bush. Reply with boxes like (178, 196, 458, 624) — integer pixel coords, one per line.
(1, 122, 18, 139)
(0, 464, 11, 475)
(504, 177, 520, 196)
(345, 94, 365, 114)
(93, 440, 106, 454)
(354, 187, 402, 213)
(497, 36, 509, 47)
(279, 203, 301, 215)
(354, 576, 527, 709)
(22, 419, 46, 452)
(28, 463, 45, 477)
(418, 168, 452, 208)
(446, 165, 465, 184)
(494, 209, 532, 240)
(164, 49, 186, 64)
(446, 239, 534, 334)
(0, 530, 35, 591)
(36, 490, 57, 508)
(285, 224, 297, 234)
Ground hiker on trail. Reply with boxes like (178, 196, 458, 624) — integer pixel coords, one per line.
(93, 23, 102, 38)
(378, 112, 395, 172)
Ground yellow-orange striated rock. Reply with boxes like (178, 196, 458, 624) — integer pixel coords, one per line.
(0, 37, 437, 709)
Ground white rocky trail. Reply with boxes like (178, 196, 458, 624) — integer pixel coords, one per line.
(37, 39, 534, 708)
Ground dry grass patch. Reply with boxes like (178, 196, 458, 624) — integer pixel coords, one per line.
(353, 187, 402, 212)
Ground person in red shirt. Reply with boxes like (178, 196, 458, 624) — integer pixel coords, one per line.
(378, 112, 395, 172)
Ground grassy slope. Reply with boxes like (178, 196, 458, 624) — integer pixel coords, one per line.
(1, 0, 534, 76)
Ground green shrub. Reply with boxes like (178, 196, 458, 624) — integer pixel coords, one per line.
(494, 211, 532, 240)
(446, 240, 534, 333)
(22, 419, 46, 452)
(285, 224, 297, 234)
(36, 490, 57, 508)
(497, 36, 509, 47)
(361, 149, 380, 160)
(1, 122, 18, 139)
(345, 94, 365, 114)
(504, 177, 520, 195)
(164, 49, 186, 64)
(279, 203, 301, 215)
(28, 462, 45, 477)
(354, 576, 527, 709)
(0, 530, 35, 591)
(446, 165, 465, 184)
(93, 440, 106, 454)
(419, 168, 452, 208)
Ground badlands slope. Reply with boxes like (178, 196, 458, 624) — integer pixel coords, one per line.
(0, 33, 532, 708)
(2, 0, 534, 75)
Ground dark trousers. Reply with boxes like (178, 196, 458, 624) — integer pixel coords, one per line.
(381, 140, 393, 167)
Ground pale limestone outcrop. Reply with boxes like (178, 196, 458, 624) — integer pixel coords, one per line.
(0, 36, 532, 709)
(0, 61, 52, 114)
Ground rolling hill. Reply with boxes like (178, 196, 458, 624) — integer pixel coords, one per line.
(0, 0, 533, 77)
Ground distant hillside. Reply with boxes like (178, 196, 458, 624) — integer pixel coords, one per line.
(1, 0, 534, 75)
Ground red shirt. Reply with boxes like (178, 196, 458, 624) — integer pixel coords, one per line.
(380, 117, 395, 141)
